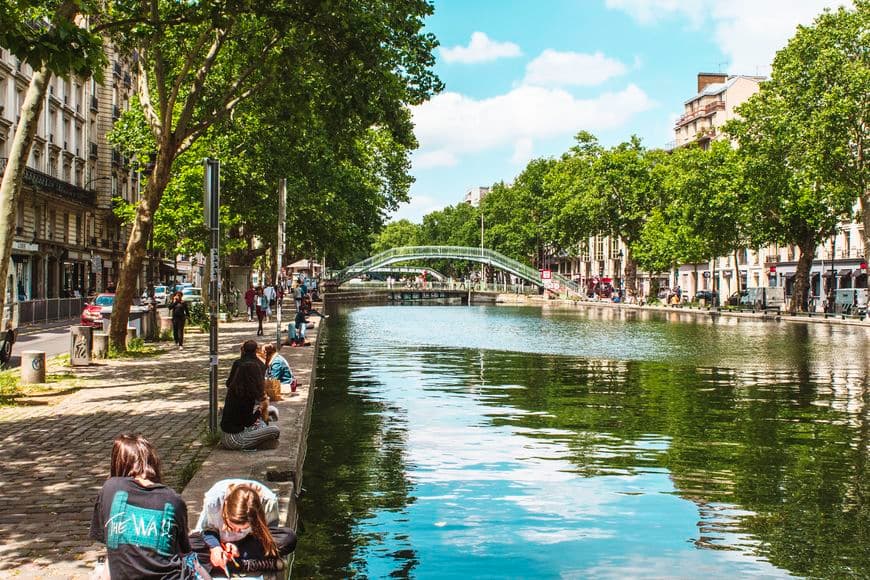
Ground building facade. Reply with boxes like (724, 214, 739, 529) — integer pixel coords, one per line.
(0, 42, 141, 303)
(464, 186, 490, 207)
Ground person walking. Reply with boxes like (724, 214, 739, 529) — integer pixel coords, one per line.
(168, 291, 190, 349)
(244, 285, 256, 321)
(255, 287, 269, 336)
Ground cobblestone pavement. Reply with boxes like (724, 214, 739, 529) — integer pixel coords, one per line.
(0, 317, 275, 578)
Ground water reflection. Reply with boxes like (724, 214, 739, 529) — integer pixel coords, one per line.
(296, 305, 870, 578)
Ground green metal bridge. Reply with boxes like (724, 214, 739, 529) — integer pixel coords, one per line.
(330, 246, 582, 294)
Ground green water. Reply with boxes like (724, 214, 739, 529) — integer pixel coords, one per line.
(294, 304, 870, 579)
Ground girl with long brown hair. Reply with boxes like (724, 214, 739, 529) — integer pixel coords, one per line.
(190, 479, 297, 574)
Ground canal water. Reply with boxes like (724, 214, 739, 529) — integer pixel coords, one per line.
(295, 304, 870, 579)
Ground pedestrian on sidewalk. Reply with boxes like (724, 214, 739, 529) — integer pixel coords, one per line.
(221, 340, 279, 449)
(90, 433, 208, 579)
(168, 291, 190, 349)
(255, 287, 268, 336)
(190, 479, 296, 575)
(244, 285, 256, 321)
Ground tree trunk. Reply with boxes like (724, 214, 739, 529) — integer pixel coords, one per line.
(0, 66, 52, 323)
(109, 154, 173, 349)
(790, 236, 817, 314)
(623, 246, 638, 296)
(733, 249, 742, 294)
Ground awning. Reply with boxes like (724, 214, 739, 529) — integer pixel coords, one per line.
(822, 270, 839, 277)
(784, 272, 796, 279)
(855, 269, 868, 277)
(839, 269, 853, 277)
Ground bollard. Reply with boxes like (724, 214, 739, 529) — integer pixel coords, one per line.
(69, 325, 93, 366)
(92, 332, 109, 359)
(21, 350, 46, 384)
(126, 326, 137, 343)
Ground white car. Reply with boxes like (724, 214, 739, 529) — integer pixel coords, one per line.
(181, 287, 203, 304)
(141, 285, 169, 304)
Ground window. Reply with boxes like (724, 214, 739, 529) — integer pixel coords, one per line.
(48, 209, 55, 240)
(75, 214, 82, 245)
(595, 236, 605, 261)
(63, 213, 69, 243)
(34, 205, 42, 238)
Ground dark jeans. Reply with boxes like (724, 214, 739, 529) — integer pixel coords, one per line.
(189, 527, 297, 572)
(172, 317, 185, 345)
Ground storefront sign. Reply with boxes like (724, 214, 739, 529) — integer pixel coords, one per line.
(12, 241, 38, 253)
(91, 255, 103, 271)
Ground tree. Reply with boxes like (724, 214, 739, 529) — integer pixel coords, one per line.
(756, 2, 868, 263)
(726, 3, 865, 312)
(634, 141, 746, 298)
(107, 0, 442, 349)
(483, 158, 560, 269)
(0, 0, 105, 319)
(372, 220, 421, 254)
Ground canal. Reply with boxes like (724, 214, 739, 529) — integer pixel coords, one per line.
(295, 304, 870, 578)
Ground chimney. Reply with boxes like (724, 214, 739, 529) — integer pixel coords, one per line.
(697, 73, 727, 93)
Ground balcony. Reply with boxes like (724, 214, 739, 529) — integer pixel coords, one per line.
(89, 141, 97, 158)
(674, 100, 726, 129)
(90, 96, 98, 112)
(0, 157, 95, 206)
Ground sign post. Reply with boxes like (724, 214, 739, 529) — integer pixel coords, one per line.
(276, 178, 286, 350)
(204, 159, 220, 433)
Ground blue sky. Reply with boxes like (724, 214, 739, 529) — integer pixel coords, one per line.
(392, 0, 846, 222)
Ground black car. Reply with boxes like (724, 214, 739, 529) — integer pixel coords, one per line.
(694, 290, 719, 303)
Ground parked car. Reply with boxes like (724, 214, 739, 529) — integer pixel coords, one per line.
(174, 282, 193, 293)
(181, 287, 203, 304)
(726, 287, 785, 311)
(694, 290, 719, 304)
(80, 294, 149, 327)
(141, 285, 169, 305)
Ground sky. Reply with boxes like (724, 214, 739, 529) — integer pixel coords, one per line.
(393, 0, 848, 222)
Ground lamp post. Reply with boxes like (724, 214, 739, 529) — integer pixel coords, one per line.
(480, 208, 485, 291)
(829, 237, 836, 314)
(615, 249, 624, 294)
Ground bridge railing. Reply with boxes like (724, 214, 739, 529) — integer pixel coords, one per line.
(329, 245, 585, 296)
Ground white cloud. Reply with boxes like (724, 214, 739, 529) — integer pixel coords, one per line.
(440, 32, 522, 64)
(411, 84, 654, 168)
(390, 194, 445, 223)
(511, 138, 535, 165)
(413, 150, 458, 169)
(606, 0, 850, 74)
(523, 50, 627, 87)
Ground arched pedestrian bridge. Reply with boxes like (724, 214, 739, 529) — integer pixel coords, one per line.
(331, 246, 581, 294)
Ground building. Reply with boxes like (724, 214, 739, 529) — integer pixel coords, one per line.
(0, 41, 141, 303)
(464, 186, 490, 207)
(672, 73, 765, 150)
(670, 73, 866, 305)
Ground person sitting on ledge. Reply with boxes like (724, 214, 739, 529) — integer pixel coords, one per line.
(190, 479, 297, 575)
(220, 340, 279, 450)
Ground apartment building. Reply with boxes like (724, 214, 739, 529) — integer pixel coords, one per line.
(0, 43, 142, 302)
(464, 186, 490, 207)
(671, 72, 866, 303)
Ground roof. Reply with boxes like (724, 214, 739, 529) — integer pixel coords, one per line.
(684, 75, 765, 105)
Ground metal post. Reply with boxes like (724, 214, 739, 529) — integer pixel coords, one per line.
(480, 210, 485, 291)
(204, 159, 220, 433)
(276, 178, 286, 350)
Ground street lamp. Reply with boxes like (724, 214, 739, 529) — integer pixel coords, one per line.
(616, 249, 624, 292)
(480, 208, 485, 291)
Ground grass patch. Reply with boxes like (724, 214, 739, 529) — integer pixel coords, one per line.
(52, 353, 71, 365)
(108, 337, 163, 359)
(0, 370, 81, 406)
(200, 428, 223, 447)
(0, 370, 22, 405)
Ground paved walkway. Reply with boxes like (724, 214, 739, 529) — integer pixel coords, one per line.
(0, 313, 313, 578)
